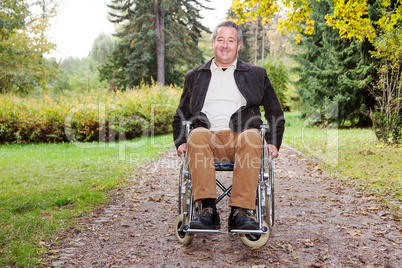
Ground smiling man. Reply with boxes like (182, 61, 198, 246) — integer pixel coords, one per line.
(172, 21, 285, 231)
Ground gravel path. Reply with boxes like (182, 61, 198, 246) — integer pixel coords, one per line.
(45, 145, 401, 267)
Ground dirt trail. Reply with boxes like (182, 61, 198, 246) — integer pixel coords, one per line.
(46, 145, 401, 267)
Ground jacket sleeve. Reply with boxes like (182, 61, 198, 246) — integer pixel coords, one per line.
(262, 69, 285, 150)
(172, 71, 193, 149)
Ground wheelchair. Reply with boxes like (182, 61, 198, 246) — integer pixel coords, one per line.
(174, 121, 275, 247)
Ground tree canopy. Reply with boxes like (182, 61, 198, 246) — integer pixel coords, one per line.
(0, 0, 58, 93)
(231, 0, 402, 42)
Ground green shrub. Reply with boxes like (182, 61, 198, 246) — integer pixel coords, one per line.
(0, 85, 181, 144)
(258, 56, 296, 111)
(371, 111, 402, 143)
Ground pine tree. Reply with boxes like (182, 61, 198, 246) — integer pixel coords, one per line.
(294, 0, 375, 126)
(103, 0, 210, 88)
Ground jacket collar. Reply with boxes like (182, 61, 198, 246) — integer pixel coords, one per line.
(199, 57, 250, 72)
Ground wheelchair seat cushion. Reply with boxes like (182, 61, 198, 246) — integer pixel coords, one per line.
(214, 162, 234, 171)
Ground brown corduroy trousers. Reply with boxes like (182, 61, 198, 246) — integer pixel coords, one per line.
(187, 127, 263, 210)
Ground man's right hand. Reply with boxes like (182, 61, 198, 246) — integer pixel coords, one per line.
(177, 143, 187, 156)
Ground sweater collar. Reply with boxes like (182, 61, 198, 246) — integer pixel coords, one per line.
(199, 57, 250, 72)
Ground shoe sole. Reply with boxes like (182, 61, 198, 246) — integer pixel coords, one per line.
(228, 223, 259, 232)
(190, 223, 221, 230)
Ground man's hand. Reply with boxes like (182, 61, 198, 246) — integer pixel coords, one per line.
(267, 144, 279, 159)
(177, 143, 187, 156)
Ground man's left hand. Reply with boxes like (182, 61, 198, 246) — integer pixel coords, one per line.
(267, 144, 279, 159)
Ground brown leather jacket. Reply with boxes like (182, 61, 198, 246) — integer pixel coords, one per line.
(173, 58, 285, 150)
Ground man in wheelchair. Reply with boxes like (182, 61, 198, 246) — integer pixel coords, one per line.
(172, 21, 285, 232)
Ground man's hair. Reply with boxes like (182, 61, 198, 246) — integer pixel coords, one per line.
(211, 21, 243, 43)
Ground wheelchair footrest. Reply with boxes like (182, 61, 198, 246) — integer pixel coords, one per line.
(230, 229, 268, 235)
(183, 226, 225, 234)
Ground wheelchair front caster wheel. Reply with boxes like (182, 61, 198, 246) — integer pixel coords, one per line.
(174, 214, 194, 245)
(240, 219, 270, 248)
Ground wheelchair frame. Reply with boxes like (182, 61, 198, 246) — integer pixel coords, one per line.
(175, 121, 275, 247)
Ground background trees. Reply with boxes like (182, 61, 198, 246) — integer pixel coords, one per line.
(232, 0, 402, 142)
(102, 0, 210, 88)
(0, 0, 58, 94)
(293, 0, 375, 126)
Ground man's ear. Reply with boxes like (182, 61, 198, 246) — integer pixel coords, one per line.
(237, 40, 242, 52)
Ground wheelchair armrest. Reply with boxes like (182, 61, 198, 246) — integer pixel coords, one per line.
(214, 162, 234, 171)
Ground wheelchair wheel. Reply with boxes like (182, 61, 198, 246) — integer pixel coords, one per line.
(178, 164, 183, 214)
(178, 163, 185, 214)
(239, 217, 270, 248)
(174, 214, 194, 245)
(266, 159, 275, 227)
(178, 163, 191, 214)
(265, 193, 274, 228)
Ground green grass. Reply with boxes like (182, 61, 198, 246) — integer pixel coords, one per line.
(283, 112, 402, 216)
(0, 134, 174, 266)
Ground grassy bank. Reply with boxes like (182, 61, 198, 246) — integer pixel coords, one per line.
(0, 134, 174, 266)
(283, 112, 402, 217)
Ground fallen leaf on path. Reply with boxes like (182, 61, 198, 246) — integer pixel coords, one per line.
(298, 239, 315, 247)
(269, 245, 279, 250)
(129, 232, 139, 237)
(149, 195, 164, 202)
(42, 212, 52, 219)
(346, 231, 361, 236)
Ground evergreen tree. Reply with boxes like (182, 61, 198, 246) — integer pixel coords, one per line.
(294, 0, 375, 126)
(102, 0, 210, 88)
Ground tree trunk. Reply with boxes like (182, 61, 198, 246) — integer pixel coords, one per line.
(261, 24, 265, 62)
(253, 22, 258, 65)
(154, 0, 165, 85)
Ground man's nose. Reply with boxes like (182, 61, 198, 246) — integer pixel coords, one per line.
(222, 40, 229, 47)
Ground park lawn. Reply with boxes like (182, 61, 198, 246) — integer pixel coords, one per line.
(283, 112, 402, 216)
(0, 134, 174, 267)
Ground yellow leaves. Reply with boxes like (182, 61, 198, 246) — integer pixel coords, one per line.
(326, 0, 376, 41)
(295, 34, 302, 44)
(232, 0, 402, 43)
(232, 0, 278, 24)
(382, 0, 392, 7)
(233, 0, 316, 43)
(93, 184, 105, 190)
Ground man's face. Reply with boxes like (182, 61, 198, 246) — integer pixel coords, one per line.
(212, 26, 242, 68)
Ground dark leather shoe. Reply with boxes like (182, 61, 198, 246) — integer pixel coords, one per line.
(228, 208, 259, 231)
(190, 207, 220, 230)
